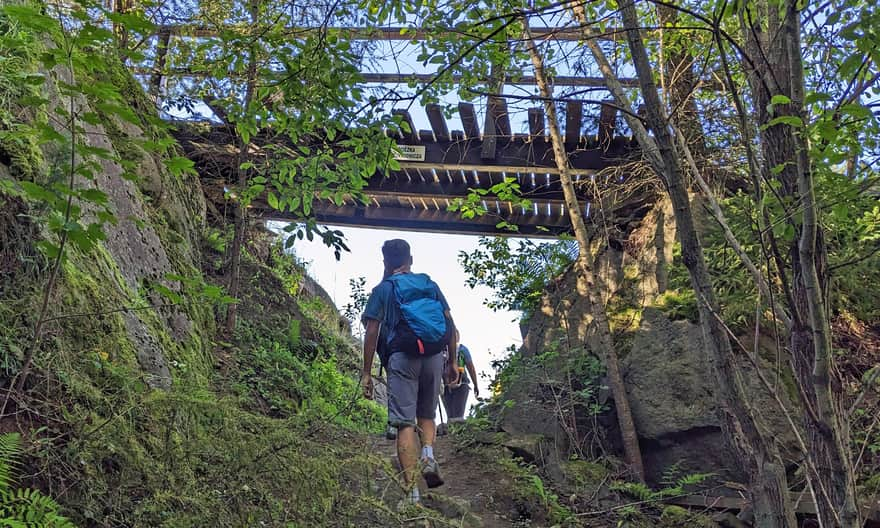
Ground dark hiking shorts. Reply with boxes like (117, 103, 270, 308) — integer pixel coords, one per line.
(441, 384, 470, 420)
(387, 352, 444, 427)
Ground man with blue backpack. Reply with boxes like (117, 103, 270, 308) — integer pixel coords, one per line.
(360, 239, 458, 505)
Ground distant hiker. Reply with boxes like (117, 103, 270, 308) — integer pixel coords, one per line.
(360, 239, 458, 505)
(442, 333, 479, 423)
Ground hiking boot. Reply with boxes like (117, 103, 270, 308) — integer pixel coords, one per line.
(421, 457, 444, 488)
(385, 423, 397, 440)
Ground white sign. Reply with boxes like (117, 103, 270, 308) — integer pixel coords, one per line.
(394, 144, 426, 161)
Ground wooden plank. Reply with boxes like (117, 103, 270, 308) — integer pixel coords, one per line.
(392, 109, 417, 142)
(304, 202, 575, 238)
(418, 129, 434, 142)
(363, 173, 588, 201)
(459, 102, 481, 139)
(481, 101, 498, 160)
(598, 101, 617, 149)
(177, 128, 631, 188)
(425, 103, 450, 142)
(565, 101, 583, 146)
(493, 97, 511, 138)
(666, 491, 820, 515)
(528, 108, 545, 140)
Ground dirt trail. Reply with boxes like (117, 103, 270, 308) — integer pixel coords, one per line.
(371, 433, 519, 528)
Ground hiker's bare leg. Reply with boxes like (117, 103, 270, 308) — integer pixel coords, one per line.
(397, 424, 419, 487)
(417, 417, 435, 450)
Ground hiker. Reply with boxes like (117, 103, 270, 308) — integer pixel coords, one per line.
(441, 332, 479, 423)
(360, 239, 458, 505)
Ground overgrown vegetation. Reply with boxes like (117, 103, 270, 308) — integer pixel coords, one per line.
(458, 237, 579, 315)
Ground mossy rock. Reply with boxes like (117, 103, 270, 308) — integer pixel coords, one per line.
(659, 505, 719, 527)
(560, 459, 610, 489)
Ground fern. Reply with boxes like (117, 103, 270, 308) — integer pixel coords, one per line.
(0, 433, 76, 527)
(611, 471, 714, 502)
(0, 432, 22, 493)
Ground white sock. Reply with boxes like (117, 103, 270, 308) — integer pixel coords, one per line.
(410, 487, 420, 502)
(422, 445, 434, 460)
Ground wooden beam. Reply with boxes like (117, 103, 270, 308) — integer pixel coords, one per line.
(491, 97, 511, 138)
(175, 127, 637, 180)
(132, 67, 726, 91)
(458, 103, 481, 139)
(307, 202, 574, 238)
(425, 104, 450, 142)
(391, 109, 417, 142)
(157, 24, 622, 42)
(598, 101, 617, 149)
(565, 101, 583, 146)
(528, 108, 545, 140)
(481, 104, 498, 160)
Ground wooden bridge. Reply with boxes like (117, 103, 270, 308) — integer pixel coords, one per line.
(175, 99, 644, 238)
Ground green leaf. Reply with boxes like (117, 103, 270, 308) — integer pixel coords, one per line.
(267, 192, 280, 209)
(164, 156, 195, 177)
(79, 188, 109, 205)
(766, 115, 803, 129)
(36, 240, 61, 259)
(18, 181, 55, 203)
(770, 94, 791, 105)
(804, 92, 832, 105)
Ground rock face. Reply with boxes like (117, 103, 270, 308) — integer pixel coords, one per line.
(497, 199, 800, 484)
(1, 61, 210, 390)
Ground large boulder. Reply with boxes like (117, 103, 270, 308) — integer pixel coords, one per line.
(622, 308, 801, 482)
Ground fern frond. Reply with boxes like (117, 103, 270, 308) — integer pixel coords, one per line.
(0, 433, 22, 492)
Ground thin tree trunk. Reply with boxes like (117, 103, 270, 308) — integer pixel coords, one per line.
(523, 21, 645, 483)
(149, 27, 171, 101)
(739, 2, 861, 524)
(571, 3, 796, 523)
(671, 124, 792, 329)
(225, 2, 259, 334)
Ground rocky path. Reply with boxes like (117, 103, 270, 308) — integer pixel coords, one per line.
(370, 433, 520, 527)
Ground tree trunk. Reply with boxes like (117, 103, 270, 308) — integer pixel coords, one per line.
(571, 3, 797, 523)
(523, 21, 645, 483)
(224, 2, 260, 335)
(149, 27, 171, 101)
(740, 3, 861, 525)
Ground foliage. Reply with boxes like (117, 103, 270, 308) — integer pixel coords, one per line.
(235, 340, 385, 431)
(0, 433, 75, 527)
(459, 236, 579, 314)
(147, 0, 407, 256)
(610, 465, 713, 502)
(342, 276, 369, 334)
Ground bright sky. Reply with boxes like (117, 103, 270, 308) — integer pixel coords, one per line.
(287, 224, 525, 407)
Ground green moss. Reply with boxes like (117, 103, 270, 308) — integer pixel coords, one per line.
(561, 459, 610, 490)
(609, 307, 643, 333)
(653, 289, 699, 323)
(659, 505, 719, 527)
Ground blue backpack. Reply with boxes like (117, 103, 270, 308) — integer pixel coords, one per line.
(384, 273, 450, 359)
